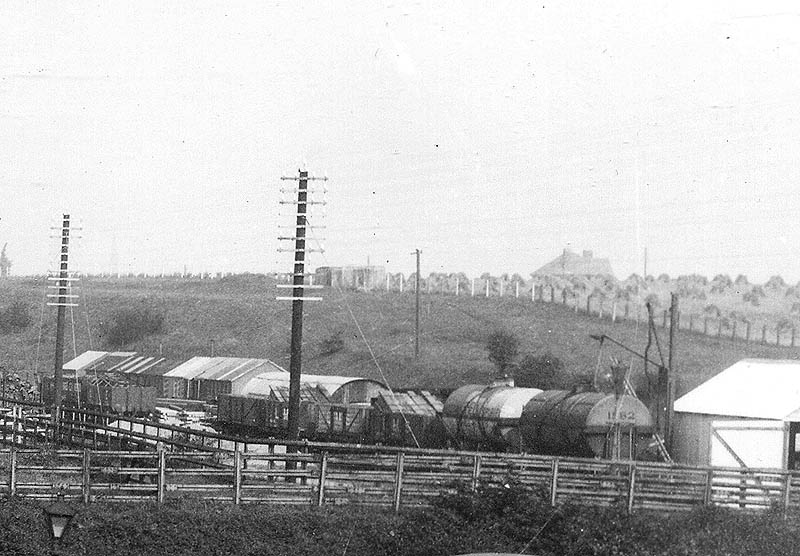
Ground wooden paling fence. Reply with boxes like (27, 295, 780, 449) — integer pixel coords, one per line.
(3, 446, 800, 515)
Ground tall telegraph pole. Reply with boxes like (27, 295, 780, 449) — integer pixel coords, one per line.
(47, 215, 78, 432)
(277, 171, 325, 440)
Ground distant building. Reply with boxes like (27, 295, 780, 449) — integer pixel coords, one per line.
(532, 249, 614, 278)
(315, 266, 386, 290)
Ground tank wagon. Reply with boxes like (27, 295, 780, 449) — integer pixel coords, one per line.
(439, 382, 653, 458)
(519, 390, 654, 459)
(440, 380, 542, 450)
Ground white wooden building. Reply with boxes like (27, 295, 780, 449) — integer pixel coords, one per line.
(672, 359, 800, 470)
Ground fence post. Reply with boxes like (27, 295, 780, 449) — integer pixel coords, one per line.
(703, 469, 714, 505)
(499, 281, 504, 297)
(157, 448, 166, 503)
(626, 464, 637, 514)
(611, 301, 617, 322)
(471, 454, 481, 491)
(393, 452, 404, 513)
(82, 449, 91, 503)
(471, 278, 475, 297)
(550, 286, 555, 303)
(9, 449, 16, 497)
(782, 472, 792, 519)
(549, 458, 559, 506)
(400, 277, 404, 293)
(233, 445, 242, 505)
(455, 279, 459, 297)
(599, 300, 603, 320)
(515, 281, 519, 298)
(531, 284, 536, 302)
(316, 452, 328, 507)
(485, 280, 490, 298)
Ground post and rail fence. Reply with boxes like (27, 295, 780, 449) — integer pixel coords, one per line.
(2, 405, 800, 516)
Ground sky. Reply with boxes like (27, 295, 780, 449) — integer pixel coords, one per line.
(2, 1, 800, 283)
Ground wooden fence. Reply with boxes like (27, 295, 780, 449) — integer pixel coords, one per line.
(5, 406, 800, 515)
(377, 274, 800, 349)
(3, 447, 800, 515)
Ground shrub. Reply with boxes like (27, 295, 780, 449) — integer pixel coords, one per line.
(514, 352, 564, 389)
(0, 301, 32, 333)
(104, 305, 165, 347)
(486, 330, 519, 374)
(766, 275, 786, 290)
(735, 274, 749, 286)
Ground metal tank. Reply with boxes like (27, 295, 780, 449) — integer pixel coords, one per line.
(441, 380, 543, 449)
(519, 390, 654, 459)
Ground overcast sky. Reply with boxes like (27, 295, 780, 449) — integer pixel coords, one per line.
(2, 1, 800, 282)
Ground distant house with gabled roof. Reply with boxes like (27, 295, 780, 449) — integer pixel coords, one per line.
(532, 248, 614, 278)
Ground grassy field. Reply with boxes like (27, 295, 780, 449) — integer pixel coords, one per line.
(1, 274, 799, 397)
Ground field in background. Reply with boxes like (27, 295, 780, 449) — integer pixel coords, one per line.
(1, 274, 799, 396)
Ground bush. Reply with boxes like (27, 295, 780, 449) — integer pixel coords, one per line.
(104, 305, 165, 347)
(486, 330, 519, 374)
(0, 301, 32, 333)
(514, 352, 564, 389)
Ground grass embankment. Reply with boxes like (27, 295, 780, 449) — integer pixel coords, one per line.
(2, 484, 799, 556)
(1, 274, 799, 396)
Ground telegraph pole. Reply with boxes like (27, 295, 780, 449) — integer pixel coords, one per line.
(666, 293, 678, 449)
(47, 215, 78, 435)
(413, 249, 421, 358)
(277, 171, 326, 441)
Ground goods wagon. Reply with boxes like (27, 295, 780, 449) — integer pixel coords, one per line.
(41, 375, 157, 416)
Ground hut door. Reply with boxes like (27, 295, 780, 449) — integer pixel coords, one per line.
(788, 422, 800, 470)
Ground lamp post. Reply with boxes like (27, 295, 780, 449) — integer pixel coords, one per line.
(43, 491, 77, 553)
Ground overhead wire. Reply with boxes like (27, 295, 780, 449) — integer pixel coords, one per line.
(303, 212, 422, 449)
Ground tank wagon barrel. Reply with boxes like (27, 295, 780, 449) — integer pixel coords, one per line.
(441, 382, 543, 450)
(519, 390, 654, 459)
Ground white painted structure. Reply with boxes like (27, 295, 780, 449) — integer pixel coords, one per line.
(673, 359, 800, 469)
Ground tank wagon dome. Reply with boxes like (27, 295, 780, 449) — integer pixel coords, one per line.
(519, 390, 654, 459)
(442, 384, 543, 449)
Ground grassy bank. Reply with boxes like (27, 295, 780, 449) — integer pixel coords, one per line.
(1, 274, 800, 396)
(2, 484, 799, 556)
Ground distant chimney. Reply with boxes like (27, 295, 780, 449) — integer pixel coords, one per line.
(582, 250, 593, 259)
